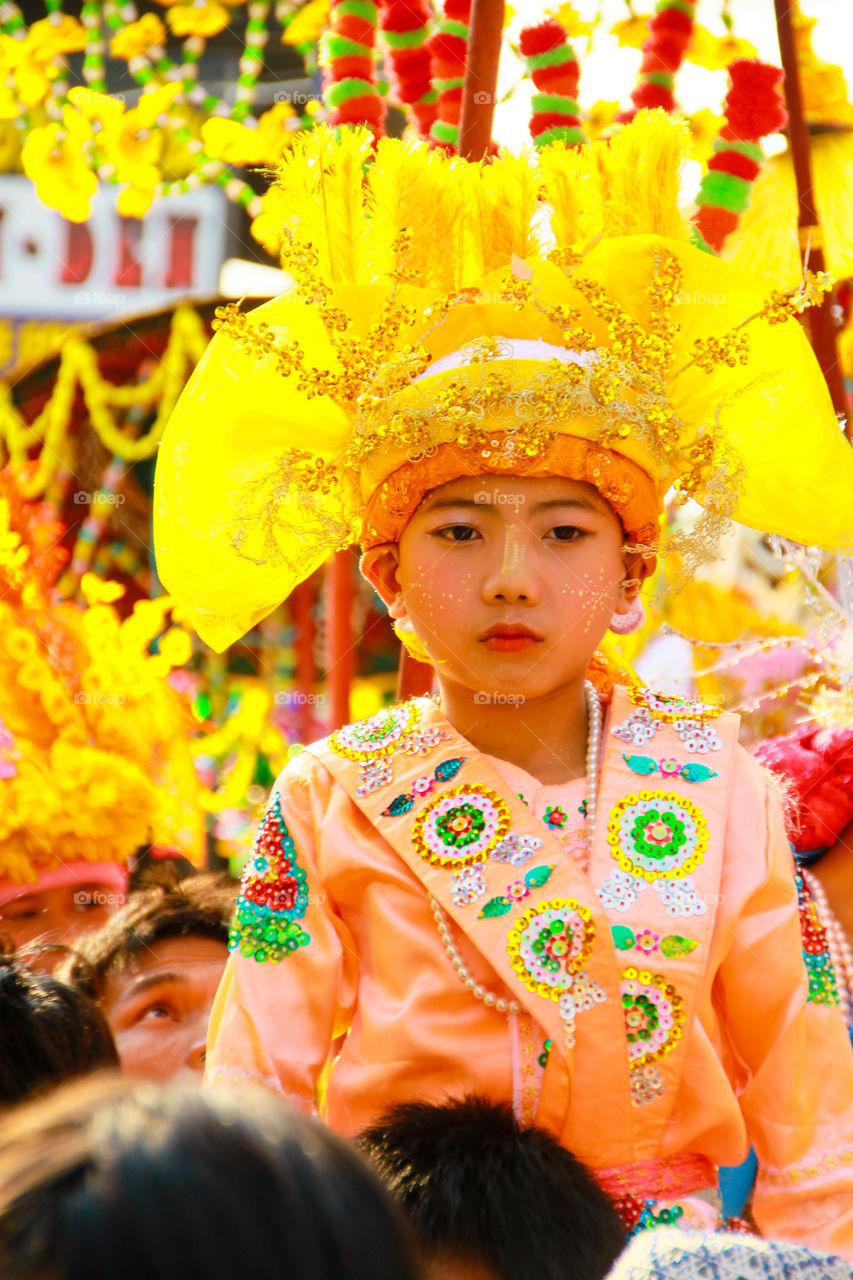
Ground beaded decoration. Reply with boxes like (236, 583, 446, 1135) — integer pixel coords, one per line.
(623, 754, 718, 784)
(612, 707, 722, 754)
(507, 898, 606, 1046)
(490, 832, 544, 866)
(412, 784, 512, 869)
(612, 925, 698, 959)
(329, 701, 421, 761)
(795, 871, 840, 1007)
(607, 791, 709, 881)
(329, 701, 451, 795)
(621, 966, 685, 1105)
(451, 862, 487, 907)
(478, 865, 555, 919)
(628, 688, 721, 722)
(380, 756, 467, 816)
(229, 793, 310, 963)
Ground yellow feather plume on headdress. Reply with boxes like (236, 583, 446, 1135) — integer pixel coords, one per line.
(261, 109, 693, 288)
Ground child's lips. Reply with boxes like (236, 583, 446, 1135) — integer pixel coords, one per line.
(479, 625, 542, 653)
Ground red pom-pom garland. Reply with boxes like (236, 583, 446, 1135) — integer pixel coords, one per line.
(692, 59, 787, 254)
(520, 19, 587, 149)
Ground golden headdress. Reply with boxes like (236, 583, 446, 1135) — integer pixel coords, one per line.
(0, 473, 204, 885)
(154, 113, 853, 652)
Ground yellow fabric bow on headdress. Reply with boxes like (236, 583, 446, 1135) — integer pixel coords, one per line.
(154, 113, 853, 652)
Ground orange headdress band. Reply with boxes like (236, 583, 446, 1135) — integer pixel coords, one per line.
(362, 434, 662, 550)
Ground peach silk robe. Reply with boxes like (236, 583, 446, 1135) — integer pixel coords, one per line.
(206, 688, 853, 1255)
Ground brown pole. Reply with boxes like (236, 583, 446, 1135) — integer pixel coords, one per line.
(773, 0, 847, 430)
(458, 0, 506, 161)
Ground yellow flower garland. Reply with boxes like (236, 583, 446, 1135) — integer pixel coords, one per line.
(0, 307, 209, 497)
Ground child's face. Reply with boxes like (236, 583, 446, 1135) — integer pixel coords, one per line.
(366, 474, 637, 703)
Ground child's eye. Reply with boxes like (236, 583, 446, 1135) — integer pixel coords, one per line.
(547, 525, 586, 543)
(434, 524, 481, 543)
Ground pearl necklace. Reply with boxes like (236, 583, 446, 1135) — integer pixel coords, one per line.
(431, 680, 603, 1018)
(801, 867, 853, 1030)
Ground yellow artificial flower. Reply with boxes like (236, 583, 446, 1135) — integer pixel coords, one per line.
(686, 108, 723, 165)
(67, 85, 124, 124)
(157, 626, 193, 668)
(133, 81, 182, 129)
(584, 99, 620, 142)
(160, 105, 203, 178)
(80, 573, 126, 606)
(610, 14, 649, 50)
(546, 4, 592, 37)
(250, 183, 288, 259)
(21, 119, 97, 222)
(167, 0, 230, 37)
(686, 26, 756, 71)
(109, 14, 167, 59)
(281, 0, 329, 46)
(202, 101, 297, 165)
(0, 34, 57, 109)
(0, 119, 22, 169)
(29, 15, 87, 54)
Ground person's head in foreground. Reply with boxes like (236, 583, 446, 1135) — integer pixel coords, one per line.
(605, 1225, 852, 1280)
(154, 116, 853, 722)
(0, 472, 203, 960)
(0, 943, 118, 1107)
(0, 1076, 422, 1280)
(358, 1096, 625, 1280)
(60, 872, 236, 1082)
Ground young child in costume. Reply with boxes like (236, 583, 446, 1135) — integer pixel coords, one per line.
(0, 475, 203, 955)
(153, 117, 853, 1249)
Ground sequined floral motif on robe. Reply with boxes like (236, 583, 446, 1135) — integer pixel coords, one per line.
(507, 898, 607, 1047)
(621, 966, 685, 1106)
(599, 791, 710, 919)
(329, 700, 451, 796)
(229, 794, 310, 963)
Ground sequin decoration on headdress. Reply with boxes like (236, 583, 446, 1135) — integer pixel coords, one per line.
(154, 113, 853, 652)
(0, 470, 204, 885)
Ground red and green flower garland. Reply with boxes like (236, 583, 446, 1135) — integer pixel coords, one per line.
(379, 0, 437, 139)
(519, 19, 587, 149)
(428, 0, 470, 152)
(618, 0, 698, 124)
(322, 0, 386, 138)
(692, 59, 787, 254)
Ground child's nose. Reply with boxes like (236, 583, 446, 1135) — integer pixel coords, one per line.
(481, 530, 540, 604)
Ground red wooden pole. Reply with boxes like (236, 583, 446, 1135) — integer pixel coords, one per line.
(774, 0, 848, 433)
(458, 0, 506, 161)
(290, 579, 316, 742)
(325, 548, 356, 729)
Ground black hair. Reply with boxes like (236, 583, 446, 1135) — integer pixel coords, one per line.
(0, 945, 118, 1106)
(59, 872, 237, 1001)
(358, 1095, 625, 1280)
(0, 1076, 423, 1280)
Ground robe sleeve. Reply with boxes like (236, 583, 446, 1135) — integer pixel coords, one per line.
(205, 751, 358, 1109)
(715, 748, 853, 1255)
